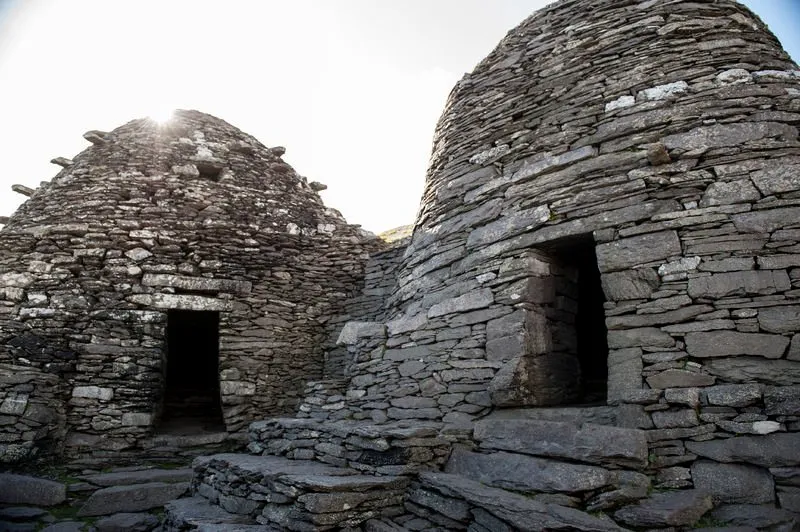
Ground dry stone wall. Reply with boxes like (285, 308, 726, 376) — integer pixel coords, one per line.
(329, 0, 800, 517)
(0, 110, 380, 461)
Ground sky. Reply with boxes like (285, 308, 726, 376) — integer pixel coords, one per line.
(0, 1, 797, 233)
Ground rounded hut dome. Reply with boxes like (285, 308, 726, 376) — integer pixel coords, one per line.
(0, 110, 379, 461)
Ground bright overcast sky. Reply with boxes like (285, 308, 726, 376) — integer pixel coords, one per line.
(0, 1, 797, 233)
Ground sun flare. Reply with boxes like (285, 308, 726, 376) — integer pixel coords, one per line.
(148, 105, 175, 124)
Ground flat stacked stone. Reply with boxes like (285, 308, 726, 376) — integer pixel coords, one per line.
(191, 453, 409, 531)
(247, 418, 450, 475)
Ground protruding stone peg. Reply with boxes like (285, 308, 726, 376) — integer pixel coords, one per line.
(83, 130, 109, 145)
(269, 146, 286, 157)
(0, 216, 9, 225)
(11, 184, 34, 197)
(309, 181, 328, 192)
(50, 157, 74, 167)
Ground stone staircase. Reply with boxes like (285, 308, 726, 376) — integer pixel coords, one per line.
(160, 407, 732, 531)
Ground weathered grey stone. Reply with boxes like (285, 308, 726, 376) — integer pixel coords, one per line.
(606, 305, 713, 329)
(758, 306, 800, 334)
(664, 122, 797, 151)
(651, 409, 698, 428)
(687, 433, 800, 467)
(419, 472, 624, 531)
(445, 447, 613, 494)
(95, 512, 159, 532)
(732, 206, 800, 233)
(777, 485, 800, 512)
(427, 288, 493, 318)
(607, 328, 674, 349)
(485, 309, 551, 362)
(596, 231, 681, 272)
(698, 256, 755, 272)
(81, 468, 193, 487)
(759, 253, 800, 270)
(771, 467, 800, 487)
(646, 369, 715, 389)
(78, 482, 189, 516)
(474, 419, 648, 469)
(337, 321, 387, 344)
(600, 268, 660, 300)
(466, 205, 551, 248)
(71, 385, 113, 400)
(163, 496, 256, 528)
(705, 384, 762, 407)
(614, 489, 713, 528)
(128, 293, 233, 311)
(790, 335, 800, 361)
(687, 270, 791, 299)
(709, 504, 798, 531)
(607, 347, 643, 404)
(700, 179, 760, 207)
(691, 460, 774, 504)
(751, 162, 800, 195)
(0, 474, 66, 506)
(41, 523, 85, 532)
(685, 331, 789, 359)
(704, 357, 800, 385)
(764, 385, 800, 415)
(489, 353, 580, 407)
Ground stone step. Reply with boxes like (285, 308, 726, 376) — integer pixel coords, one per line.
(473, 418, 648, 469)
(411, 471, 627, 531)
(445, 446, 616, 494)
(162, 495, 268, 531)
(484, 405, 617, 426)
(77, 481, 190, 517)
(248, 418, 449, 475)
(79, 467, 193, 487)
(193, 453, 410, 531)
(0, 474, 67, 506)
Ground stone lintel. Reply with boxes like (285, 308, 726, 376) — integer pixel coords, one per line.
(141, 273, 251, 295)
(128, 293, 233, 312)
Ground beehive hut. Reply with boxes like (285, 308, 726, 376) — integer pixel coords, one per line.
(0, 110, 380, 461)
(232, 0, 800, 527)
(332, 0, 800, 429)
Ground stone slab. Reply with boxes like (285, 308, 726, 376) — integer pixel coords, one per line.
(685, 331, 789, 359)
(81, 468, 193, 487)
(445, 447, 612, 494)
(686, 433, 800, 467)
(596, 231, 680, 272)
(613, 489, 713, 527)
(704, 357, 800, 385)
(691, 461, 774, 504)
(164, 496, 257, 528)
(0, 474, 66, 506)
(474, 419, 647, 469)
(419, 472, 624, 531)
(77, 481, 189, 516)
(95, 512, 159, 532)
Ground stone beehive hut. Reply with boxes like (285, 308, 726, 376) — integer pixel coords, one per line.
(234, 0, 800, 527)
(334, 0, 800, 429)
(0, 110, 380, 461)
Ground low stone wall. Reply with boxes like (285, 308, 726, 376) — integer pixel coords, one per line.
(247, 418, 450, 476)
(192, 453, 410, 530)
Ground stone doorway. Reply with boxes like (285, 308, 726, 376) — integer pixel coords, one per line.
(160, 310, 224, 431)
(544, 236, 609, 404)
(488, 236, 610, 408)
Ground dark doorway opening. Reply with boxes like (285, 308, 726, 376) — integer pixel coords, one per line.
(160, 310, 224, 431)
(543, 235, 609, 404)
